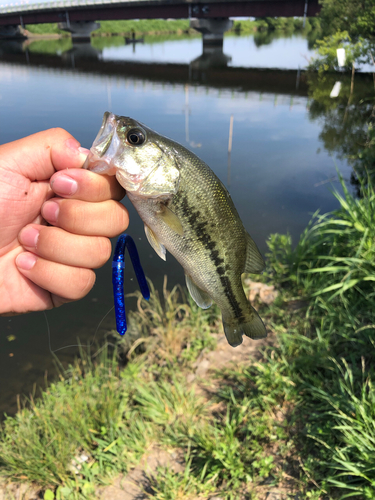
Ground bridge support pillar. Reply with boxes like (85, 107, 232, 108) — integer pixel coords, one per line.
(0, 25, 25, 39)
(58, 20, 100, 39)
(190, 17, 233, 50)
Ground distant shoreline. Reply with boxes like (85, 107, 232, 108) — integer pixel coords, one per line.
(22, 17, 320, 39)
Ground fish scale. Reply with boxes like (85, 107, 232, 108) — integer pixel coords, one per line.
(84, 112, 266, 347)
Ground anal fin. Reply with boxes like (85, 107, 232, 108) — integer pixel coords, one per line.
(185, 274, 212, 309)
(144, 224, 166, 261)
(244, 232, 265, 274)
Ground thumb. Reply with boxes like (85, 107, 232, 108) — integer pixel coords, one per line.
(1, 128, 89, 181)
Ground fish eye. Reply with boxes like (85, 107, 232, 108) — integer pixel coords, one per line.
(127, 128, 146, 146)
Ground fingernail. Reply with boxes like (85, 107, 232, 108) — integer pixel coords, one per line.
(65, 137, 81, 152)
(16, 252, 37, 271)
(42, 201, 59, 224)
(78, 147, 90, 165)
(51, 175, 78, 196)
(79, 147, 90, 156)
(19, 226, 40, 248)
(65, 139, 90, 165)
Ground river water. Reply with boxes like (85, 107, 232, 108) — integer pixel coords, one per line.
(0, 31, 373, 415)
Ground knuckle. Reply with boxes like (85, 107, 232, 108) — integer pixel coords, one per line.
(62, 200, 87, 231)
(98, 178, 110, 200)
(93, 237, 112, 267)
(71, 269, 96, 299)
(115, 203, 130, 231)
(47, 127, 69, 139)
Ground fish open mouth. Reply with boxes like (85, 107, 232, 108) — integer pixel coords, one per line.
(83, 151, 117, 176)
(83, 111, 160, 193)
(83, 111, 120, 175)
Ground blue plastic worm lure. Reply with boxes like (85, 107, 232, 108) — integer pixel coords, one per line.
(112, 234, 150, 335)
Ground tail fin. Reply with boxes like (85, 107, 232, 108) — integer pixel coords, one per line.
(223, 308, 267, 347)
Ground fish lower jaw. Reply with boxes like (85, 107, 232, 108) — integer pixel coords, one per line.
(83, 152, 117, 176)
(89, 163, 117, 176)
(115, 172, 145, 192)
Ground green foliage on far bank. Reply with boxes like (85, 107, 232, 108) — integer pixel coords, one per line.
(231, 17, 320, 35)
(308, 0, 375, 71)
(25, 23, 68, 35)
(25, 17, 320, 38)
(309, 29, 375, 71)
(25, 19, 191, 36)
(92, 19, 190, 36)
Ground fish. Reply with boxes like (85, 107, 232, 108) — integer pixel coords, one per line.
(84, 112, 266, 347)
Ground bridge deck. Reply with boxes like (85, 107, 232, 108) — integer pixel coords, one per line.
(0, 0, 320, 27)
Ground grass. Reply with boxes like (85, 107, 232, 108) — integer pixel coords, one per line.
(121, 276, 218, 364)
(25, 19, 192, 37)
(0, 172, 374, 498)
(25, 23, 68, 35)
(256, 172, 375, 497)
(92, 19, 191, 36)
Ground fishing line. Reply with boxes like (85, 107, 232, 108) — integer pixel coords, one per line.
(45, 233, 149, 354)
(44, 306, 114, 355)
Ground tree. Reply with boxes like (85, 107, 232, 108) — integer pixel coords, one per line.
(319, 0, 375, 39)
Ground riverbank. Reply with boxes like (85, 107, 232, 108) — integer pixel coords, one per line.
(1, 167, 374, 499)
(23, 17, 321, 38)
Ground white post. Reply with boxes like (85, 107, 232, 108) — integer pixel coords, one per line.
(337, 48, 346, 68)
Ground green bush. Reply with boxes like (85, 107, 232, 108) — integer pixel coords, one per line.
(26, 23, 67, 35)
(309, 30, 372, 71)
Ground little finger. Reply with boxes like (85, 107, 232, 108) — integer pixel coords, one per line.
(15, 252, 96, 301)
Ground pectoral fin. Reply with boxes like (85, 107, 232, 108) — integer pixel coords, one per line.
(244, 232, 265, 274)
(158, 205, 184, 236)
(185, 274, 212, 309)
(144, 224, 166, 261)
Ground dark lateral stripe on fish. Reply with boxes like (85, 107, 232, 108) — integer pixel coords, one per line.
(178, 194, 244, 320)
(219, 275, 245, 321)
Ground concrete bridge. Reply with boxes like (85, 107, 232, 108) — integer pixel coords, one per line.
(0, 0, 320, 39)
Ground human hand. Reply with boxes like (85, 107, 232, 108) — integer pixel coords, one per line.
(0, 128, 128, 315)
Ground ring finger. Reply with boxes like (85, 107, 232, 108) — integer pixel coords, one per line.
(18, 225, 112, 268)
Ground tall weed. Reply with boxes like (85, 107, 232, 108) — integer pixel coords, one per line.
(259, 173, 375, 496)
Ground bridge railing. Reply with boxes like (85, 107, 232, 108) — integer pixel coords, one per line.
(0, 0, 146, 15)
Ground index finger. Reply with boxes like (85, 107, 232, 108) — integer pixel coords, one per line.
(50, 168, 125, 202)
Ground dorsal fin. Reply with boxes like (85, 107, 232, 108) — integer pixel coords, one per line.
(244, 232, 265, 274)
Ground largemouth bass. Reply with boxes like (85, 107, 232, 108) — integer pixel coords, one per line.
(84, 112, 266, 347)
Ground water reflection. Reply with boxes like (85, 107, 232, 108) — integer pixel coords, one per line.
(306, 71, 375, 189)
(0, 37, 309, 97)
